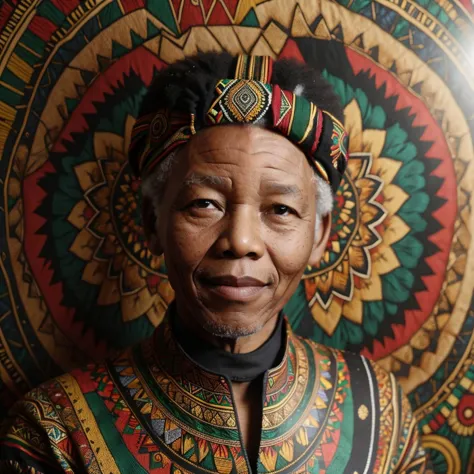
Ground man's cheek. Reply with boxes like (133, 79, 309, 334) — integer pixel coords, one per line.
(168, 220, 212, 252)
(166, 249, 200, 285)
(269, 243, 312, 275)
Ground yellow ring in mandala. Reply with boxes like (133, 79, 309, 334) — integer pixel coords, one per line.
(422, 434, 461, 473)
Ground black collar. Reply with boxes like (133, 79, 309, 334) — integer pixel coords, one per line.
(170, 305, 285, 382)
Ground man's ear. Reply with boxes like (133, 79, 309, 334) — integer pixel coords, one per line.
(141, 196, 163, 256)
(307, 213, 331, 267)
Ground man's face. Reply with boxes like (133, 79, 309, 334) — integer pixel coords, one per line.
(146, 125, 329, 337)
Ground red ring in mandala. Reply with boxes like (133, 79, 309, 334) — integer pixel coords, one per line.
(457, 394, 474, 426)
(345, 47, 458, 360)
(22, 48, 166, 359)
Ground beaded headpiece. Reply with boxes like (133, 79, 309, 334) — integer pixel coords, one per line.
(129, 55, 349, 192)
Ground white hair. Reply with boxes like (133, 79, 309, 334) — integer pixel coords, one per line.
(294, 84, 305, 96)
(141, 152, 333, 233)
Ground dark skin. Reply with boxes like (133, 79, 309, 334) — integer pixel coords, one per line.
(143, 125, 331, 467)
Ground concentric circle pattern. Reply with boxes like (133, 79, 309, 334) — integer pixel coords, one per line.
(0, 0, 473, 472)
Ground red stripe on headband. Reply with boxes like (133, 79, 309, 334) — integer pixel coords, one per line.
(266, 57, 274, 83)
(142, 140, 186, 176)
(311, 109, 324, 155)
(271, 85, 283, 127)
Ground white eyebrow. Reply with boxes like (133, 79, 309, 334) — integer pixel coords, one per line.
(261, 181, 302, 196)
(183, 172, 230, 189)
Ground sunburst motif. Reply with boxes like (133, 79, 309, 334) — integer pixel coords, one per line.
(67, 115, 173, 325)
(303, 98, 411, 336)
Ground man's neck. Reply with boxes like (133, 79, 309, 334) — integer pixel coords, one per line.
(174, 302, 280, 354)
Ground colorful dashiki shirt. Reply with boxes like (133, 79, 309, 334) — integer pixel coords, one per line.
(0, 318, 431, 474)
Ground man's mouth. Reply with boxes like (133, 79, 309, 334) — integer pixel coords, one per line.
(198, 275, 269, 302)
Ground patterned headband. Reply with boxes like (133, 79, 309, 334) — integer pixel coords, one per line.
(129, 55, 349, 192)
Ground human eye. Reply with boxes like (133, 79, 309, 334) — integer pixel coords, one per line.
(272, 204, 296, 216)
(184, 199, 223, 219)
(190, 199, 216, 209)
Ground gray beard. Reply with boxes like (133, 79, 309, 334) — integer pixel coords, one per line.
(201, 320, 263, 339)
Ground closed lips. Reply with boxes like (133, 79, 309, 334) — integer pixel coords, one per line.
(198, 274, 270, 302)
(200, 275, 267, 287)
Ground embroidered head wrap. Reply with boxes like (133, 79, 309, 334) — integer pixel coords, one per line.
(129, 55, 349, 192)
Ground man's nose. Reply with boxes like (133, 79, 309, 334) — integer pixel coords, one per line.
(214, 206, 265, 259)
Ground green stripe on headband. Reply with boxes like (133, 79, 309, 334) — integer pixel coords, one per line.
(290, 96, 312, 141)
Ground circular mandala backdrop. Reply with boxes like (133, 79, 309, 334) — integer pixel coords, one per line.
(0, 0, 473, 472)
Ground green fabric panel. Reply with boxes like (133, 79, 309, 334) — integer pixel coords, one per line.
(85, 392, 147, 473)
(326, 388, 354, 474)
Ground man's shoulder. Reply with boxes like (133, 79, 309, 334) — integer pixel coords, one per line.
(294, 333, 399, 401)
(15, 362, 104, 414)
(17, 345, 139, 415)
(294, 334, 425, 471)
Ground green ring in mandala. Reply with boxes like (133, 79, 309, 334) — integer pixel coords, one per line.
(304, 168, 362, 278)
(111, 162, 167, 278)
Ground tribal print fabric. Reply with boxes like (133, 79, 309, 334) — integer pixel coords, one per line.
(0, 319, 430, 474)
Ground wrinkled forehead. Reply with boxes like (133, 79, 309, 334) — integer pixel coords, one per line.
(181, 125, 315, 183)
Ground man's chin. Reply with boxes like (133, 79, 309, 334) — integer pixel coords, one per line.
(201, 318, 263, 340)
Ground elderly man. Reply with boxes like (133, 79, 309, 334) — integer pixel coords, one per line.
(0, 53, 431, 473)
